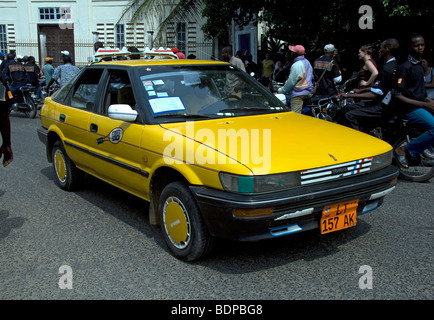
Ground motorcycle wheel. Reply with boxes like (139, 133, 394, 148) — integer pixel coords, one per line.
(23, 99, 37, 119)
(393, 135, 434, 182)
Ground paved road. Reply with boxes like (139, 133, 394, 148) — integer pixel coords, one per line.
(1, 113, 433, 302)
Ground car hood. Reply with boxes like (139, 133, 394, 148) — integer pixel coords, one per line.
(159, 112, 392, 175)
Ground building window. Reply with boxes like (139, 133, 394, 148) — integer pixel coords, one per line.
(39, 7, 71, 21)
(115, 24, 125, 49)
(176, 22, 186, 53)
(0, 25, 7, 53)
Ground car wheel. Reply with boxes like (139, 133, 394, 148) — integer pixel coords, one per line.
(52, 140, 82, 190)
(159, 181, 214, 261)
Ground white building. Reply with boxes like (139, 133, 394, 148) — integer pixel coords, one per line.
(0, 0, 218, 67)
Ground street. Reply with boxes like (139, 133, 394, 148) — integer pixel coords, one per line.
(0, 113, 433, 301)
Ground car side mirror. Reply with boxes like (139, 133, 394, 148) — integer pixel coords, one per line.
(108, 104, 138, 122)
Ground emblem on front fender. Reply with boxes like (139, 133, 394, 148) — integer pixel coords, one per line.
(108, 127, 123, 143)
(96, 127, 124, 145)
(328, 153, 338, 161)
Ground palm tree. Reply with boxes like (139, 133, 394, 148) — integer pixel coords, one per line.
(117, 0, 204, 44)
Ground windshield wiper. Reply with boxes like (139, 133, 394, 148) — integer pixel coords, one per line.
(154, 113, 214, 119)
(217, 107, 285, 114)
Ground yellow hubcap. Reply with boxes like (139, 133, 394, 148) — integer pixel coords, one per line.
(163, 197, 190, 249)
(54, 150, 67, 182)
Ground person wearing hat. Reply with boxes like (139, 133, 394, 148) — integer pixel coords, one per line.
(275, 45, 314, 113)
(42, 57, 54, 89)
(171, 47, 186, 59)
(313, 44, 342, 97)
(46, 54, 79, 92)
(15, 55, 24, 65)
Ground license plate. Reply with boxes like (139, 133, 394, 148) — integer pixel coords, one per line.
(321, 199, 358, 234)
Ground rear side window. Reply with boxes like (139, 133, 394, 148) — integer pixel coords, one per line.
(70, 68, 104, 111)
(102, 69, 136, 114)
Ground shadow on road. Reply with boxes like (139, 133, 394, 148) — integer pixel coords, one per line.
(0, 190, 27, 240)
(39, 165, 372, 272)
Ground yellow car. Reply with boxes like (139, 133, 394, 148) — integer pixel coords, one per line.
(37, 55, 398, 261)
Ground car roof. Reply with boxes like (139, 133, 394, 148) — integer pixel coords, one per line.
(93, 59, 229, 67)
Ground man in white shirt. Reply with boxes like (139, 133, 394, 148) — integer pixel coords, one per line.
(222, 46, 246, 98)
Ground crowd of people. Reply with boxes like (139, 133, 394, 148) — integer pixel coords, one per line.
(252, 33, 433, 169)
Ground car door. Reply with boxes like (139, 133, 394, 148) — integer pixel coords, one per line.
(55, 67, 104, 170)
(86, 67, 148, 197)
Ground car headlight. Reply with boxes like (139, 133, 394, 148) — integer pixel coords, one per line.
(219, 171, 300, 194)
(370, 150, 393, 172)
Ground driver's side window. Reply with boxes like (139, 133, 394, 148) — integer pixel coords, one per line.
(71, 69, 104, 111)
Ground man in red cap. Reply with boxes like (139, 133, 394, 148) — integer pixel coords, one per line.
(171, 47, 185, 59)
(275, 45, 314, 113)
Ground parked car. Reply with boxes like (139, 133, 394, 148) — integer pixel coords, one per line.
(37, 52, 398, 261)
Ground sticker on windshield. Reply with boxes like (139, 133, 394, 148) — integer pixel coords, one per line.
(149, 97, 186, 114)
(184, 73, 201, 86)
(153, 80, 165, 85)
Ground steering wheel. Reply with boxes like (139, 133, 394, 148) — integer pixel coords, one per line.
(221, 94, 241, 101)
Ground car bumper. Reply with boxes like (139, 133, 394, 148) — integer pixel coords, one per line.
(37, 126, 48, 145)
(190, 165, 398, 241)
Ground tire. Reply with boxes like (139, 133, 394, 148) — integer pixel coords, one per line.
(26, 100, 37, 119)
(158, 181, 214, 261)
(23, 93, 37, 119)
(393, 135, 434, 182)
(52, 141, 82, 190)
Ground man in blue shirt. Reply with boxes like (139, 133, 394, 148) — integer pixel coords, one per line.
(46, 54, 79, 92)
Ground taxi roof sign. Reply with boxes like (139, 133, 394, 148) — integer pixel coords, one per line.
(92, 47, 178, 63)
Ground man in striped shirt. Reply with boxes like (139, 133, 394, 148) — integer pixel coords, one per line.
(276, 45, 314, 113)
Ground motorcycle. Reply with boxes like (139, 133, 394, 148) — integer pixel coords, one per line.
(9, 84, 37, 118)
(302, 77, 357, 122)
(271, 79, 352, 123)
(376, 115, 434, 182)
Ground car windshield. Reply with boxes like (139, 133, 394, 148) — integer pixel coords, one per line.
(138, 65, 287, 122)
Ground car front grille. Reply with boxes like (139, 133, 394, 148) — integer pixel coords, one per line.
(300, 157, 373, 185)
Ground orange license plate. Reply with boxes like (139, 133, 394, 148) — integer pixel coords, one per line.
(321, 199, 358, 234)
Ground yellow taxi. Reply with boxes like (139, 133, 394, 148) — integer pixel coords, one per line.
(37, 50, 398, 261)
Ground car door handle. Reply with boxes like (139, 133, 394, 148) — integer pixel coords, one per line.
(90, 123, 98, 133)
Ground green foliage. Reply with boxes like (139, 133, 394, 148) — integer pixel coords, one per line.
(120, 0, 434, 70)
(202, 0, 434, 72)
